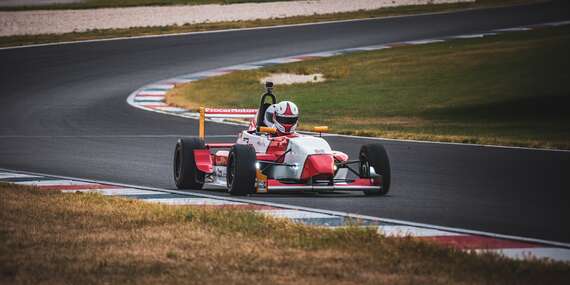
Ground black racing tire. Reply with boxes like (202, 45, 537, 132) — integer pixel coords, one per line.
(359, 143, 391, 196)
(227, 144, 257, 196)
(173, 138, 206, 189)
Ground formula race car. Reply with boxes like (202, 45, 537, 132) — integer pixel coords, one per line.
(173, 82, 391, 196)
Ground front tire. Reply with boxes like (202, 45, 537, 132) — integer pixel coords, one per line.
(173, 138, 206, 189)
(227, 144, 257, 196)
(360, 143, 391, 196)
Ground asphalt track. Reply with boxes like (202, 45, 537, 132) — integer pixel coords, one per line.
(1, 1, 570, 243)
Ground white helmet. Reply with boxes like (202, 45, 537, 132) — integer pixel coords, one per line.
(273, 101, 299, 134)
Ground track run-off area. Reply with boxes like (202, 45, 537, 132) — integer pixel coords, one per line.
(1, 0, 570, 260)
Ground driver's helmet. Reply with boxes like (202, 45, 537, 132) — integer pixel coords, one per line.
(272, 101, 299, 134)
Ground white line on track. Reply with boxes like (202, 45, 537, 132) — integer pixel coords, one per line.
(0, 173, 40, 179)
(450, 32, 497, 39)
(14, 180, 97, 186)
(405, 39, 445, 45)
(135, 102, 167, 106)
(2, 167, 570, 249)
(61, 188, 170, 196)
(143, 197, 245, 205)
(136, 91, 167, 96)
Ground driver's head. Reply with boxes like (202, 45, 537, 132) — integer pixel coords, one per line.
(273, 101, 299, 134)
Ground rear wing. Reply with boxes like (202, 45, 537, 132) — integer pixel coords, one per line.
(199, 107, 257, 139)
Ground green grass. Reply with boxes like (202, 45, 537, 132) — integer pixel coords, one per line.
(2, 183, 570, 284)
(167, 25, 570, 149)
(0, 0, 542, 48)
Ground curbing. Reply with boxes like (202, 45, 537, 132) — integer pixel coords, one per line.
(2, 167, 570, 262)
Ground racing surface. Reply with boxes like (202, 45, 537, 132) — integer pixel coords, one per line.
(1, 1, 570, 243)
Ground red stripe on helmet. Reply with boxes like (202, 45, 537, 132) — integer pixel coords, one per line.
(283, 102, 294, 116)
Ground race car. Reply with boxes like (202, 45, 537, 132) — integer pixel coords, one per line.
(173, 82, 391, 196)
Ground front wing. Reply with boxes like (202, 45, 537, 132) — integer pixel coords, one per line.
(207, 162, 382, 193)
(256, 176, 382, 193)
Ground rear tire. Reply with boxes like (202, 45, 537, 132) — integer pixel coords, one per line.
(360, 143, 391, 196)
(227, 144, 257, 196)
(173, 138, 206, 189)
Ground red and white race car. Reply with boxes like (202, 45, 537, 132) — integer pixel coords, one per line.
(173, 82, 391, 196)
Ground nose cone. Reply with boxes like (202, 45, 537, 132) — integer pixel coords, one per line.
(300, 154, 335, 180)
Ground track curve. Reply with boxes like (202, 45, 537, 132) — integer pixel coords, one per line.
(1, 1, 570, 242)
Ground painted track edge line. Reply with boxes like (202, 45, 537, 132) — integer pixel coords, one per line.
(0, 1, 545, 51)
(2, 167, 570, 249)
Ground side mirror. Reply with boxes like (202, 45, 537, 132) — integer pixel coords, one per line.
(313, 126, 329, 133)
(259, 126, 277, 134)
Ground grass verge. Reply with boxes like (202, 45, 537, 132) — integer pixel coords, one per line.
(167, 25, 570, 149)
(1, 183, 570, 284)
(0, 0, 542, 48)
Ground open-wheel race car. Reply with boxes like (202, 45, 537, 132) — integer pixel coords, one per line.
(173, 82, 391, 196)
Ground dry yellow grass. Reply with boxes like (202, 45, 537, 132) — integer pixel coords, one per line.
(1, 183, 569, 284)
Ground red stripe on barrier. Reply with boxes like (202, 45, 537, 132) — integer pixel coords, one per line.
(37, 184, 120, 190)
(423, 235, 540, 250)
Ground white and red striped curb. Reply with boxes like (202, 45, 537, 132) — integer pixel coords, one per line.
(127, 20, 570, 134)
(2, 169, 570, 262)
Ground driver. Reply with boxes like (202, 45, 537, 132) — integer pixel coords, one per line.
(263, 101, 299, 135)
